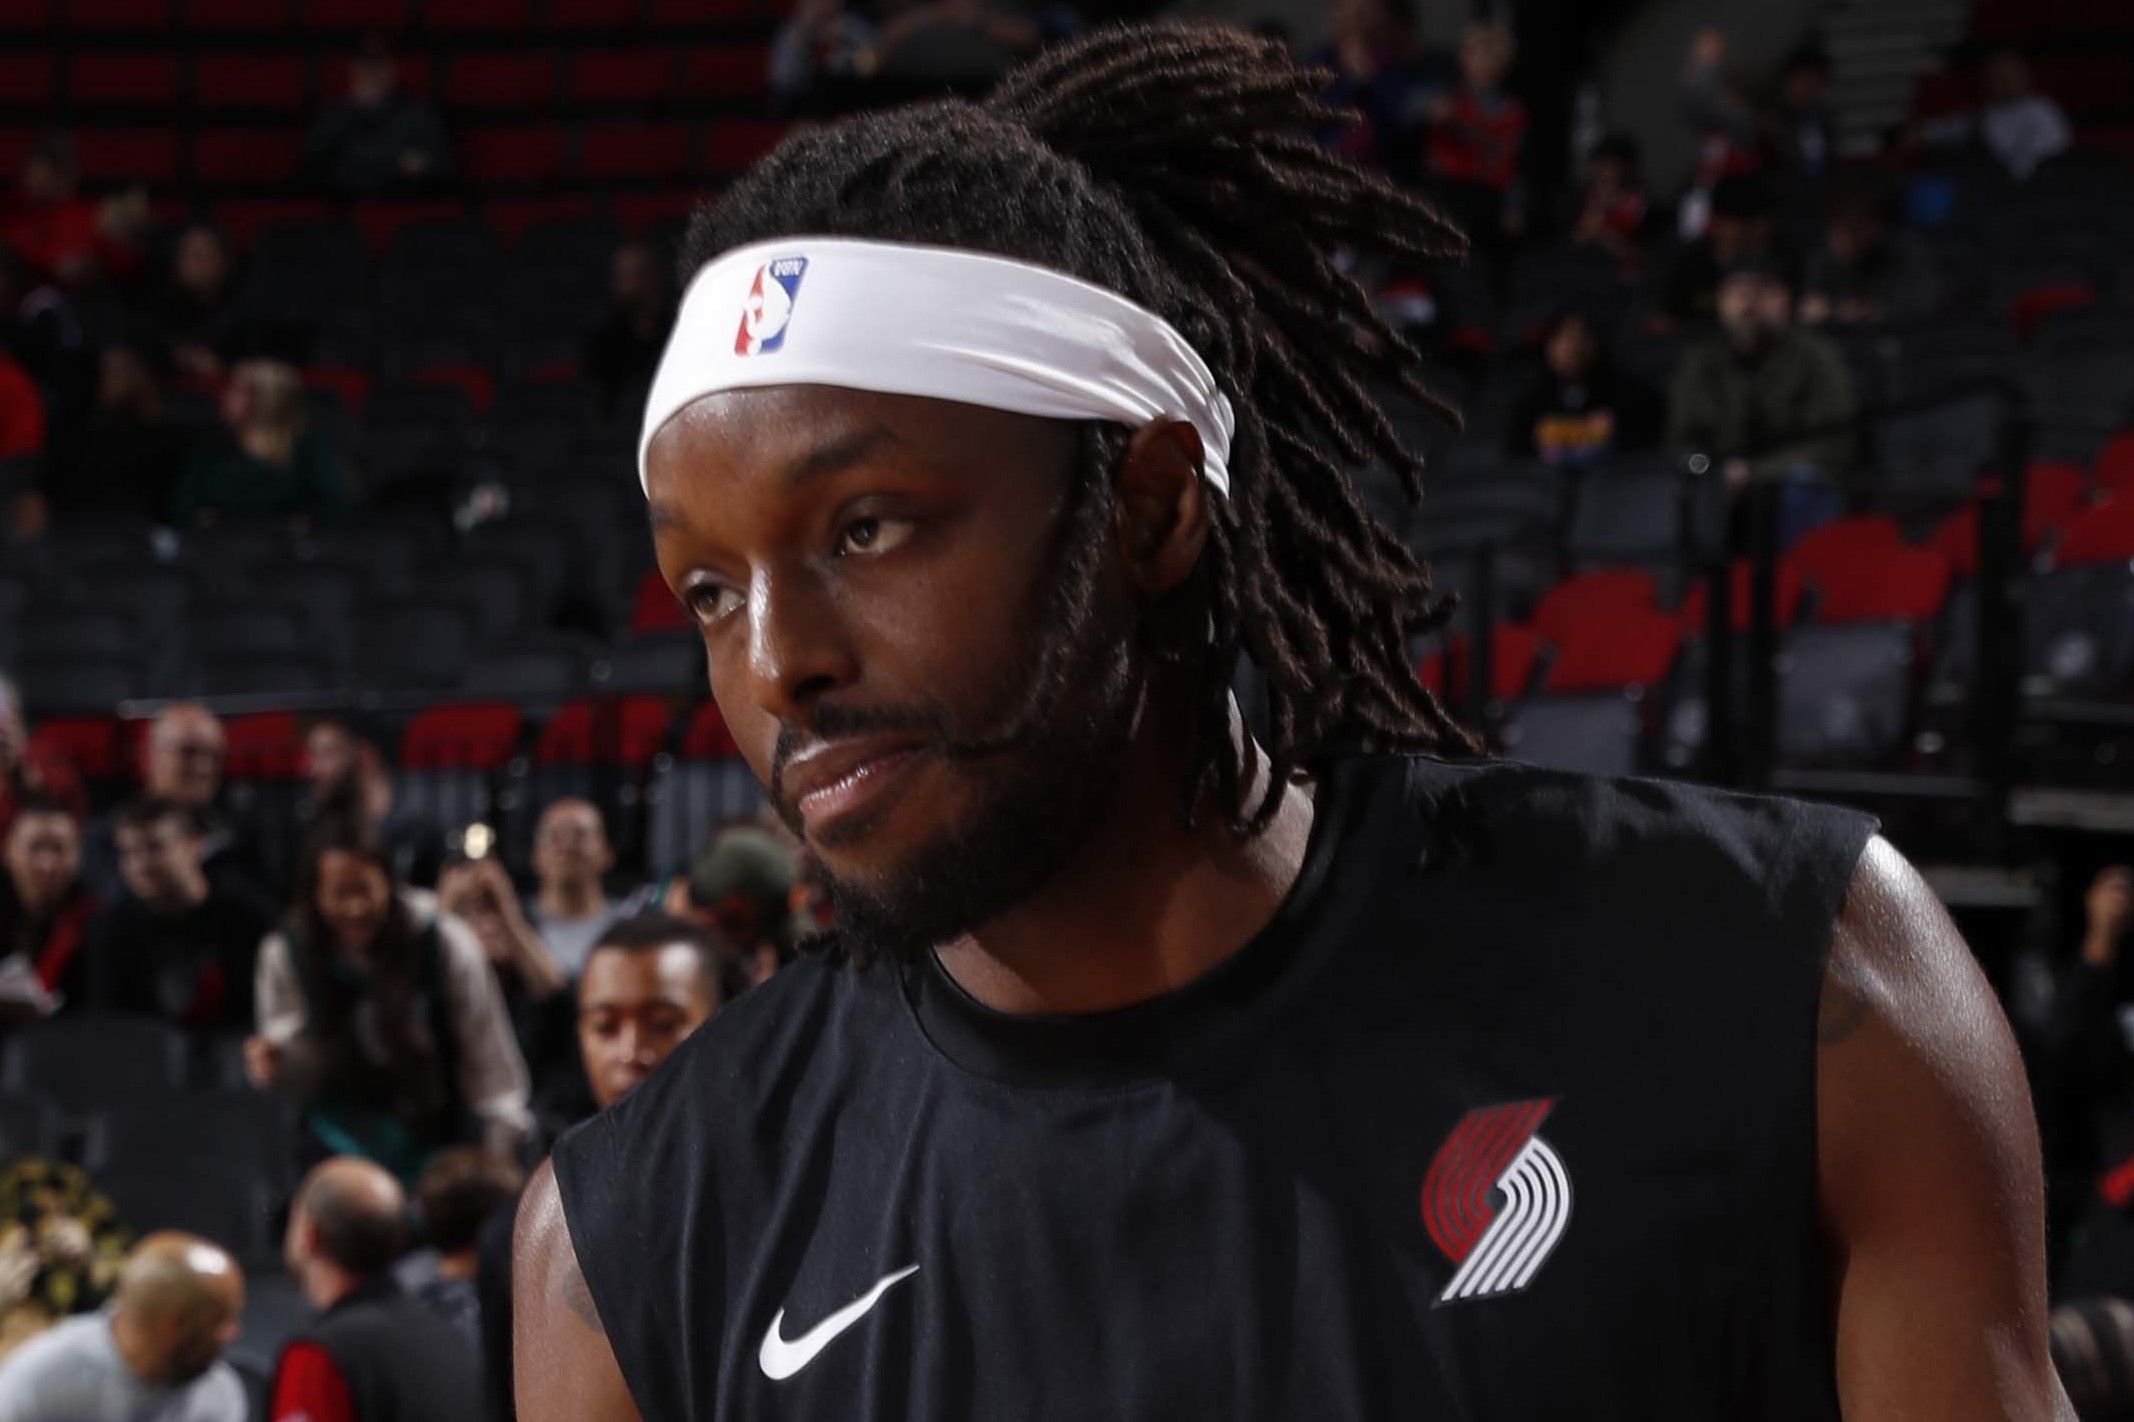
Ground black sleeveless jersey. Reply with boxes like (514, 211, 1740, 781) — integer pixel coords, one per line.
(553, 753, 1877, 1421)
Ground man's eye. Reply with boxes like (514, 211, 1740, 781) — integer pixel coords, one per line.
(838, 517, 913, 557)
(685, 585, 742, 623)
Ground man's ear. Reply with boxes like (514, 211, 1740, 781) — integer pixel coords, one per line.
(1113, 417, 1208, 596)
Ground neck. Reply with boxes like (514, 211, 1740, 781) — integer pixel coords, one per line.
(933, 703, 1315, 1017)
(107, 1309, 164, 1387)
(539, 881, 605, 919)
(305, 1263, 370, 1313)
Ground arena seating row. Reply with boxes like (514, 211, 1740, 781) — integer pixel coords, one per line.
(1, 0, 772, 33)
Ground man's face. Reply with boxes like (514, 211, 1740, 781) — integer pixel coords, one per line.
(350, 54, 395, 105)
(1545, 317, 1597, 380)
(174, 228, 229, 300)
(303, 724, 355, 793)
(646, 386, 1148, 958)
(117, 815, 203, 909)
(6, 812, 79, 912)
(1718, 275, 1777, 347)
(613, 246, 660, 307)
(534, 802, 612, 891)
(152, 1307, 239, 1386)
(577, 944, 719, 1109)
(149, 712, 226, 808)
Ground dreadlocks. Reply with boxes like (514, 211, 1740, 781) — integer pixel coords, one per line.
(680, 23, 1478, 836)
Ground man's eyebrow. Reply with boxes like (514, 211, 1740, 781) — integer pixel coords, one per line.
(645, 423, 904, 535)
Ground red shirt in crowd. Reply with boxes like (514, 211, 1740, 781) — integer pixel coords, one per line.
(270, 1341, 357, 1422)
(1427, 88, 1528, 192)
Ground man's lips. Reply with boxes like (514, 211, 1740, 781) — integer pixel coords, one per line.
(780, 735, 930, 834)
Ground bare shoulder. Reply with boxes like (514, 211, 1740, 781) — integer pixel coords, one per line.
(1814, 836, 2071, 1421)
(513, 1160, 642, 1422)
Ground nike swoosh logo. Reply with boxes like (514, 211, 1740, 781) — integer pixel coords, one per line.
(758, 1264, 920, 1381)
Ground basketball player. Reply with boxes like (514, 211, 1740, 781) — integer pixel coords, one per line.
(517, 27, 2068, 1422)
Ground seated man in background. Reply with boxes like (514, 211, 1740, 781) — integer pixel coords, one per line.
(475, 914, 742, 1422)
(305, 35, 451, 197)
(406, 1148, 524, 1351)
(275, 1157, 480, 1422)
(0, 798, 94, 1021)
(682, 825, 803, 988)
(90, 703, 265, 904)
(1798, 184, 1940, 329)
(0, 1232, 245, 1422)
(82, 798, 273, 1032)
(526, 801, 621, 982)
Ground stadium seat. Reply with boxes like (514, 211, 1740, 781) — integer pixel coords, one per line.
(1529, 569, 1661, 646)
(463, 646, 591, 702)
(646, 700, 761, 877)
(26, 716, 128, 784)
(182, 0, 291, 26)
(17, 608, 134, 662)
(15, 657, 138, 714)
(1, 1016, 188, 1110)
(631, 569, 691, 634)
(356, 602, 475, 690)
(64, 0, 172, 27)
(595, 631, 704, 695)
(425, 560, 531, 641)
(192, 51, 308, 109)
(1502, 695, 1646, 777)
(1542, 608, 1682, 694)
(426, 0, 532, 28)
(98, 1165, 278, 1265)
(2023, 563, 2134, 694)
(0, 53, 57, 107)
(71, 129, 183, 185)
(1807, 545, 1954, 626)
(196, 654, 338, 698)
(567, 49, 673, 104)
(1566, 458, 1720, 565)
(1777, 623, 1918, 766)
(1442, 623, 1544, 706)
(1785, 515, 1907, 590)
(0, 0, 51, 30)
(682, 45, 767, 98)
(2098, 433, 2134, 501)
(463, 124, 568, 184)
(580, 122, 692, 181)
(702, 119, 785, 174)
(646, 0, 748, 24)
(1874, 391, 2007, 499)
(397, 702, 524, 832)
(546, 0, 637, 24)
(193, 129, 305, 186)
(2055, 499, 2134, 567)
(188, 606, 309, 662)
(0, 1090, 61, 1159)
(446, 53, 559, 109)
(1679, 561, 1809, 635)
(84, 1092, 297, 1192)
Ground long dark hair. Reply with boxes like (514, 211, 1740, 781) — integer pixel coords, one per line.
(288, 814, 450, 1131)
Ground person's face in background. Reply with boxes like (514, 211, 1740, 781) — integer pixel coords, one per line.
(612, 244, 666, 318)
(1458, 25, 1512, 92)
(149, 1302, 241, 1386)
(147, 710, 226, 810)
(349, 50, 397, 106)
(1718, 274, 1783, 350)
(1545, 315, 1598, 382)
(173, 227, 230, 303)
(315, 850, 393, 953)
(0, 697, 23, 781)
(6, 811, 80, 914)
(577, 944, 719, 1109)
(116, 814, 206, 910)
(303, 723, 357, 796)
(534, 802, 612, 895)
(99, 345, 157, 415)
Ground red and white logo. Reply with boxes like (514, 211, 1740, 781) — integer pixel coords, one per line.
(1420, 1098, 1571, 1304)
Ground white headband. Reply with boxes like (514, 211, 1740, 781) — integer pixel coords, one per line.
(637, 237, 1236, 497)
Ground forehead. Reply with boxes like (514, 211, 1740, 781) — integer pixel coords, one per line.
(644, 386, 1078, 535)
(12, 813, 76, 845)
(540, 802, 602, 833)
(581, 944, 708, 1006)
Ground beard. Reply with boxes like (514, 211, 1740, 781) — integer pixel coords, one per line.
(769, 468, 1149, 965)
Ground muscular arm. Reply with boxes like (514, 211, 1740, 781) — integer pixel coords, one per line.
(1819, 837, 2072, 1421)
(514, 1160, 642, 1422)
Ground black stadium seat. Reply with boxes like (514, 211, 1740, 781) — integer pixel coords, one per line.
(97, 1164, 279, 1265)
(357, 602, 475, 691)
(0, 1089, 61, 1159)
(84, 1092, 297, 1193)
(1, 1016, 188, 1111)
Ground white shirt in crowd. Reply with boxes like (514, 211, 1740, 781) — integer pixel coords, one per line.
(0, 1311, 244, 1422)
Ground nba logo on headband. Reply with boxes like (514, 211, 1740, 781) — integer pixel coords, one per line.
(734, 256, 809, 357)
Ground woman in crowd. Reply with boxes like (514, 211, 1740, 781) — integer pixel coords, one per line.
(245, 817, 531, 1182)
(172, 358, 352, 532)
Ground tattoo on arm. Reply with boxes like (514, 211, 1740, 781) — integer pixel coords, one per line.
(561, 1251, 605, 1335)
(1819, 955, 1872, 1046)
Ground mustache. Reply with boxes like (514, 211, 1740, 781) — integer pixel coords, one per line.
(768, 701, 955, 813)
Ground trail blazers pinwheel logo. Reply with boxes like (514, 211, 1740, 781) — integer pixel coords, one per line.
(1421, 1098, 1571, 1304)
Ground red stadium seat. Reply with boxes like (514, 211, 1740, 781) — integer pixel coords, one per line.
(2026, 460, 2093, 532)
(1444, 624, 1542, 704)
(445, 53, 558, 109)
(194, 52, 308, 109)
(537, 696, 674, 769)
(2097, 433, 2134, 501)
(484, 195, 593, 239)
(1810, 545, 1954, 625)
(632, 570, 691, 635)
(64, 0, 172, 27)
(72, 129, 183, 185)
(401, 703, 523, 771)
(192, 130, 304, 185)
(681, 45, 767, 98)
(1785, 515, 1906, 589)
(703, 118, 784, 174)
(301, 0, 406, 23)
(322, 51, 430, 97)
(223, 712, 305, 779)
(1529, 569, 1660, 646)
(679, 699, 741, 759)
(1678, 560, 1808, 634)
(426, 0, 531, 30)
(68, 53, 182, 107)
(0, 54, 56, 107)
(646, 0, 747, 22)
(567, 49, 674, 104)
(182, 0, 291, 26)
(412, 362, 495, 414)
(580, 122, 691, 180)
(612, 190, 696, 230)
(0, 0, 53, 31)
(1543, 608, 1681, 694)
(463, 125, 566, 184)
(2054, 499, 2134, 568)
(29, 717, 127, 782)
(215, 197, 330, 247)
(546, 0, 639, 23)
(302, 364, 373, 414)
(2009, 282, 2097, 342)
(353, 199, 465, 248)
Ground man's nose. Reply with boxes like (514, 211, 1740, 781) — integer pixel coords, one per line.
(741, 568, 857, 721)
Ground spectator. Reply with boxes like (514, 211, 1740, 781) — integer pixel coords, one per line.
(88, 703, 266, 902)
(1915, 46, 2073, 183)
(473, 914, 737, 1422)
(0, 132, 148, 290)
(45, 335, 189, 525)
(582, 242, 673, 419)
(1423, 20, 1527, 256)
(405, 1148, 522, 1351)
(81, 798, 272, 1031)
(305, 37, 451, 198)
(0, 249, 87, 512)
(527, 800, 621, 980)
(0, 799, 94, 1022)
(1506, 309, 1663, 467)
(2041, 868, 2134, 1299)
(0, 1158, 128, 1358)
(873, 0, 1043, 93)
(435, 855, 571, 1113)
(683, 825, 802, 988)
(1767, 42, 1836, 182)
(173, 359, 353, 532)
(1567, 133, 1651, 269)
(1661, 171, 1778, 327)
(1668, 257, 1856, 535)
(1798, 184, 1941, 329)
(767, 0, 883, 107)
(1311, 0, 1431, 179)
(273, 1157, 481, 1422)
(0, 353, 43, 532)
(302, 720, 446, 892)
(0, 677, 85, 843)
(0, 1233, 243, 1420)
(247, 819, 532, 1181)
(155, 225, 241, 385)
